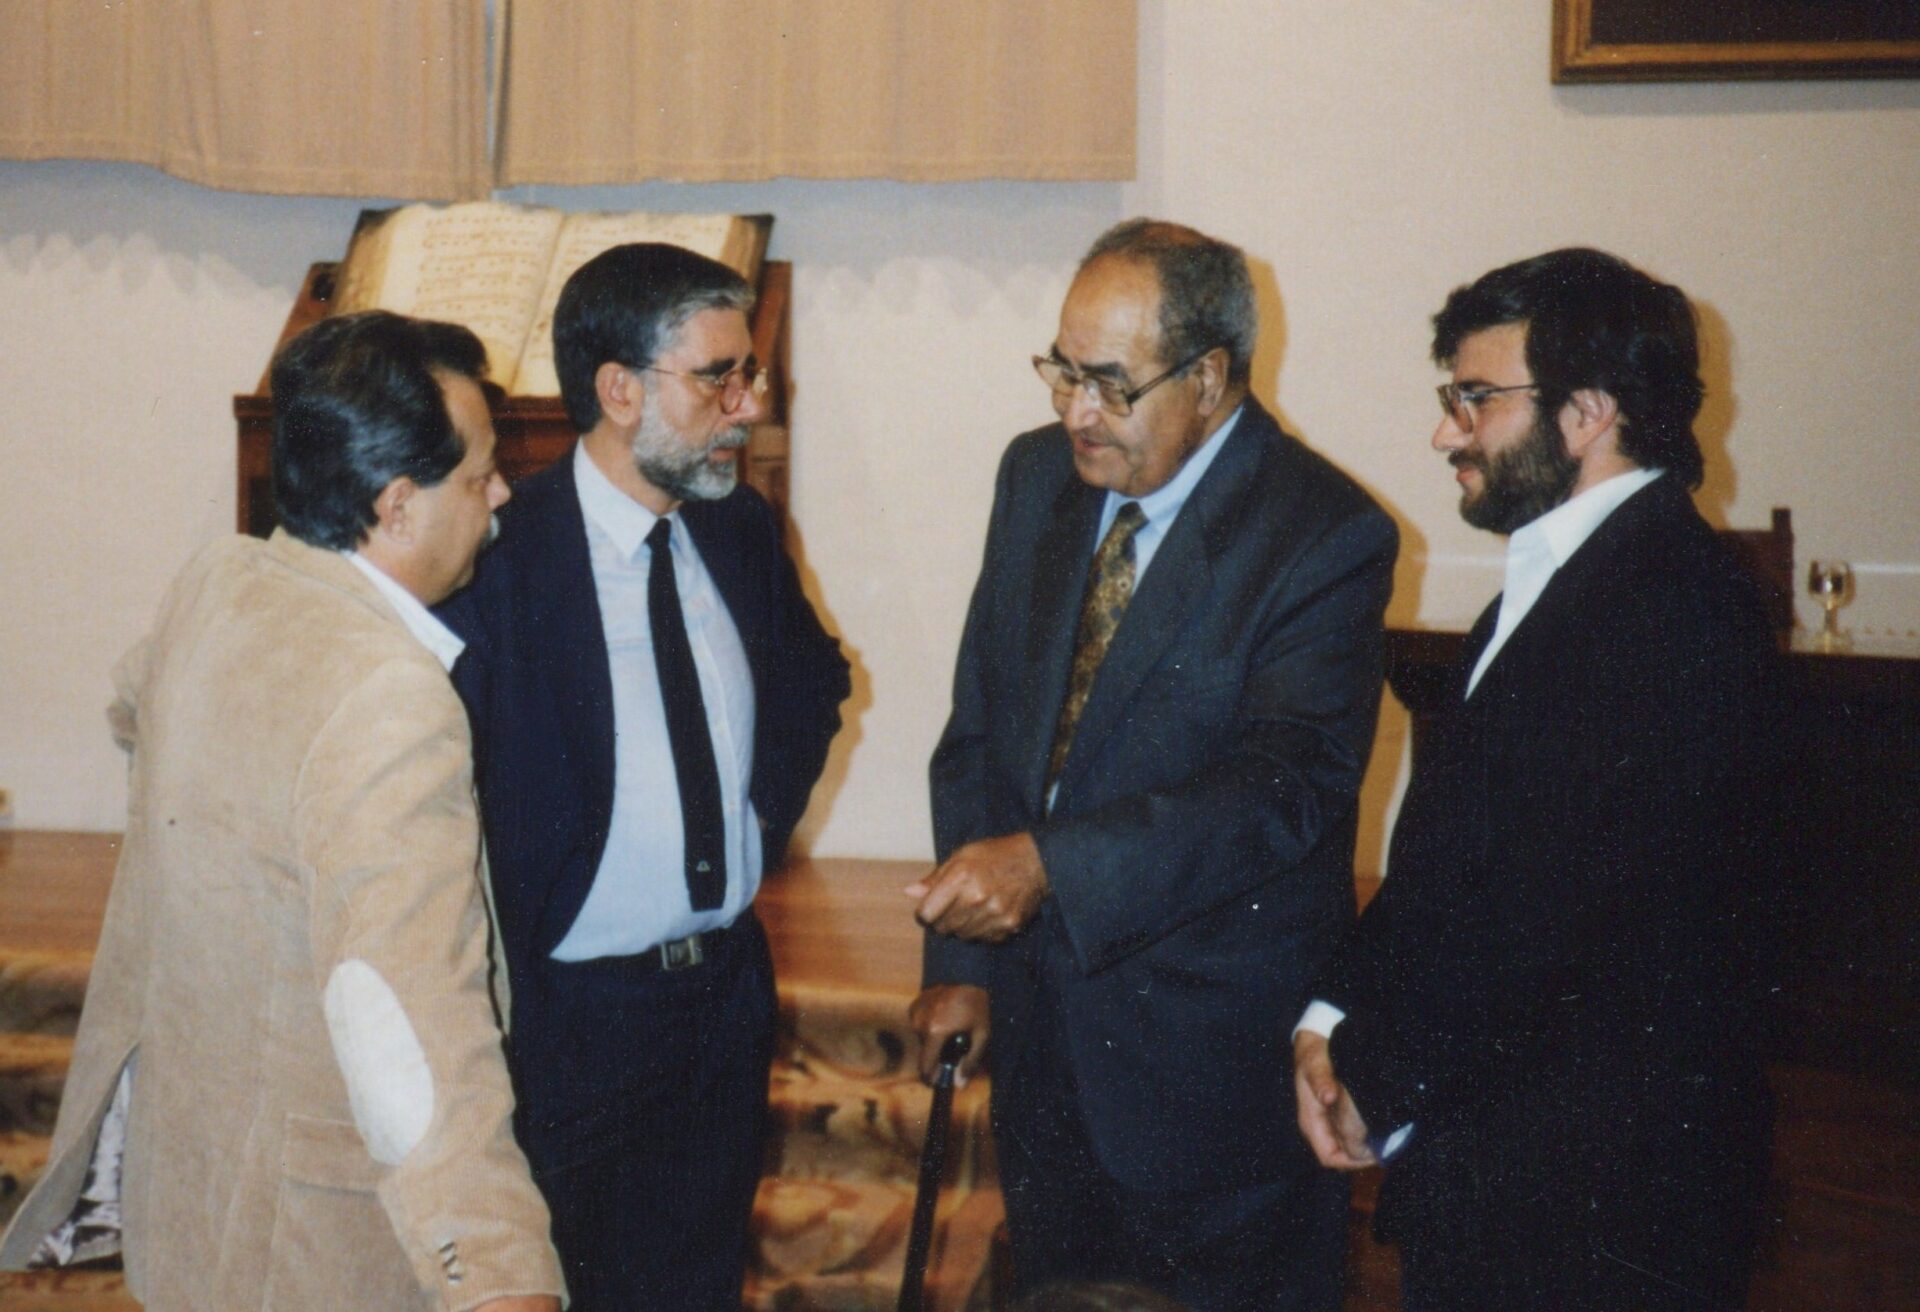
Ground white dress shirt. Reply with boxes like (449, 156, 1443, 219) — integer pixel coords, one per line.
(552, 444, 761, 960)
(1297, 466, 1665, 1159)
(1466, 466, 1663, 696)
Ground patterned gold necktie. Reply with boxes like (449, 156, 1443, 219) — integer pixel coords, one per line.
(1047, 501, 1147, 789)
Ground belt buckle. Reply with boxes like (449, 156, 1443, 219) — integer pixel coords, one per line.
(659, 934, 704, 972)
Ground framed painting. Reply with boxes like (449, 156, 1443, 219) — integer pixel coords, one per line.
(1552, 0, 1920, 82)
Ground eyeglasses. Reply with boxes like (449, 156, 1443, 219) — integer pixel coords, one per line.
(1435, 382, 1537, 434)
(1033, 346, 1216, 418)
(642, 361, 769, 414)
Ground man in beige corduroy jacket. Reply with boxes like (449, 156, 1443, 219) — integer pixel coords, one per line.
(0, 312, 566, 1311)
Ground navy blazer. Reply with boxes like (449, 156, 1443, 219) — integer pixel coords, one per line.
(926, 398, 1398, 1192)
(440, 455, 850, 995)
(1316, 476, 1781, 1306)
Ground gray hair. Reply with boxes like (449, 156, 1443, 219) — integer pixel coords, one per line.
(1083, 219, 1257, 385)
(552, 242, 756, 434)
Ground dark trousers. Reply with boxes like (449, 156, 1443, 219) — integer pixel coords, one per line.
(994, 979, 1348, 1312)
(1384, 1111, 1769, 1312)
(1396, 1219, 1758, 1312)
(508, 912, 777, 1312)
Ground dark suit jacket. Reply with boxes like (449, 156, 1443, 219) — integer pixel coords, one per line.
(1316, 476, 1781, 1309)
(440, 455, 850, 1001)
(926, 399, 1398, 1192)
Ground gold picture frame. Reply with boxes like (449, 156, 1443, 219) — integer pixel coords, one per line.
(1552, 0, 1920, 83)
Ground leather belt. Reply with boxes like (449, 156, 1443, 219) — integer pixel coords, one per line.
(560, 921, 742, 977)
(653, 924, 728, 972)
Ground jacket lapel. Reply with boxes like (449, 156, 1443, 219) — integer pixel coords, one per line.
(1050, 410, 1263, 797)
(1453, 595, 1503, 706)
(1019, 474, 1104, 809)
(1462, 476, 1676, 710)
(521, 467, 618, 832)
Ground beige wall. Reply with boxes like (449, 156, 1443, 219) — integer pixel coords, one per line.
(4, 1, 1918, 867)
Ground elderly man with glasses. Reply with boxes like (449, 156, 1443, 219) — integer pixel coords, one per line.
(440, 243, 850, 1311)
(908, 219, 1397, 1311)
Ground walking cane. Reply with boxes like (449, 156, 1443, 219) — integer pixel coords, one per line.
(897, 1030, 972, 1312)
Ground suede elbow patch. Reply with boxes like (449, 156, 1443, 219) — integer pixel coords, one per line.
(322, 959, 435, 1165)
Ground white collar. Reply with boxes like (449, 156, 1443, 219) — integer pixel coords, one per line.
(573, 441, 668, 562)
(343, 552, 466, 672)
(1509, 465, 1663, 570)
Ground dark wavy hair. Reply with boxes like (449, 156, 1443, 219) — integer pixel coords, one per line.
(552, 242, 754, 434)
(1431, 248, 1705, 489)
(1083, 219, 1258, 387)
(270, 310, 487, 550)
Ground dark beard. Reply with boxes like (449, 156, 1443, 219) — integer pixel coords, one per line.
(1456, 408, 1580, 534)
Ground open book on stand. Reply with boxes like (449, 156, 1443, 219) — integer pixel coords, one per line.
(331, 201, 773, 394)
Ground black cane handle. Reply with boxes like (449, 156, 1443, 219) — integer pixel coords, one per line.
(932, 1029, 972, 1088)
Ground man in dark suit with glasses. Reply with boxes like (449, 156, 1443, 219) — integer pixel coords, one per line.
(443, 244, 849, 1311)
(910, 218, 1397, 1311)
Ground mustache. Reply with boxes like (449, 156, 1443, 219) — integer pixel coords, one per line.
(705, 426, 750, 455)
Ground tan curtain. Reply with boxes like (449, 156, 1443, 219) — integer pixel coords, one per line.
(494, 0, 1135, 184)
(0, 1, 488, 200)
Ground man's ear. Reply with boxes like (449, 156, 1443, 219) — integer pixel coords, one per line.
(596, 361, 646, 429)
(371, 476, 417, 544)
(1194, 346, 1232, 417)
(1560, 387, 1621, 462)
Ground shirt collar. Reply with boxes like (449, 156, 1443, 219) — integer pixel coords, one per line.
(1117, 402, 1243, 524)
(574, 441, 668, 561)
(1510, 465, 1663, 571)
(343, 552, 465, 672)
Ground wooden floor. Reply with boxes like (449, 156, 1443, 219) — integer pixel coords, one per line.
(2, 830, 1916, 1310)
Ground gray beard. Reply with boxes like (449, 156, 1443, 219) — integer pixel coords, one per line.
(1457, 408, 1580, 535)
(631, 411, 746, 503)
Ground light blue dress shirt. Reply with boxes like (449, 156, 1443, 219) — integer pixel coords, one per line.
(552, 444, 761, 960)
(1092, 403, 1243, 581)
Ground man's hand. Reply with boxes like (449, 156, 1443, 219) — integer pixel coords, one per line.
(1293, 1030, 1378, 1171)
(903, 832, 1048, 943)
(906, 985, 991, 1086)
(474, 1298, 561, 1312)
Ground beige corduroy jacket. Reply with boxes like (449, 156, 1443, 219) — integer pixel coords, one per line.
(0, 532, 565, 1310)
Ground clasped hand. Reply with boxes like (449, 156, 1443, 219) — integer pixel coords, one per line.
(903, 831, 1048, 943)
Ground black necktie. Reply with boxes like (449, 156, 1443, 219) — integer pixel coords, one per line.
(646, 518, 726, 911)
